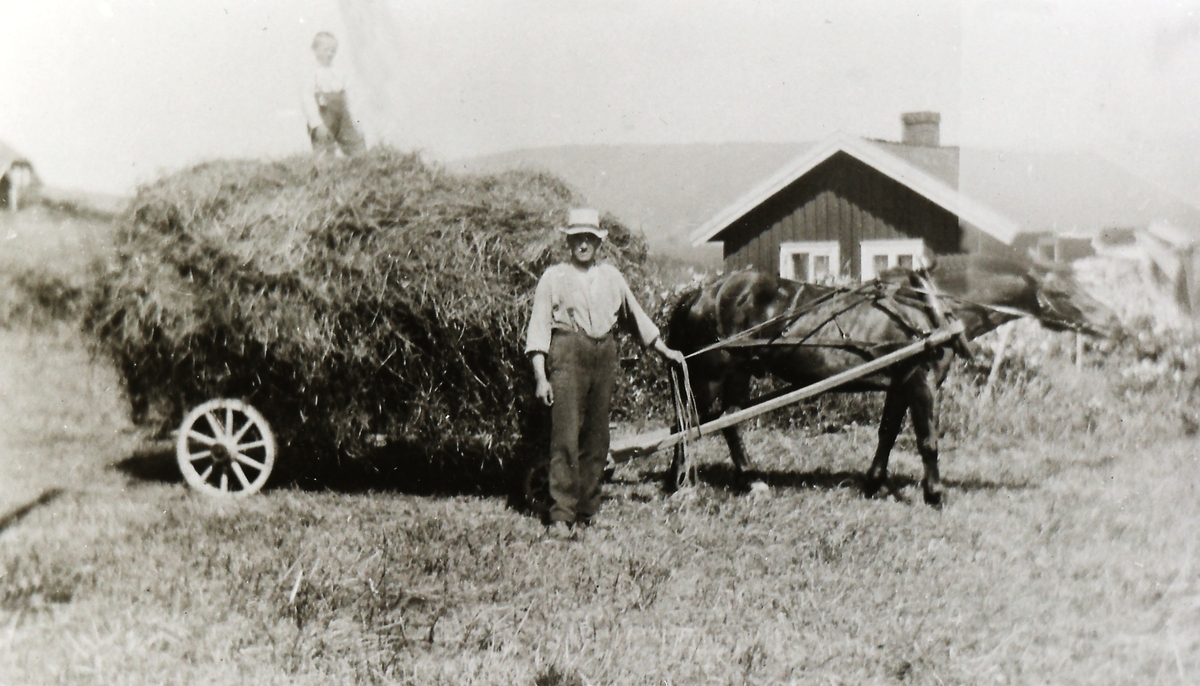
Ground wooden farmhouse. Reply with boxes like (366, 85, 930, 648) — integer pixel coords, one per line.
(691, 113, 1200, 296)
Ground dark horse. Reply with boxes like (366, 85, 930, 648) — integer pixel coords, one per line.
(665, 253, 1113, 506)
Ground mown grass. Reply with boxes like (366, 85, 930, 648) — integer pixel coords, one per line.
(2, 207, 1199, 684)
(1, 321, 1198, 685)
(0, 206, 113, 329)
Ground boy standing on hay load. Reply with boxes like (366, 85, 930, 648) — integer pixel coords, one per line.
(526, 208, 686, 539)
(301, 31, 366, 158)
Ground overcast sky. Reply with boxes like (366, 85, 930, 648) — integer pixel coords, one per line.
(1, 0, 1198, 200)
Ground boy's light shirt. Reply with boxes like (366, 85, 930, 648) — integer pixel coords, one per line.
(525, 262, 660, 356)
(301, 64, 349, 129)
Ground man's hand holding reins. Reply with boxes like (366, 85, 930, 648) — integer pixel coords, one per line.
(654, 338, 686, 367)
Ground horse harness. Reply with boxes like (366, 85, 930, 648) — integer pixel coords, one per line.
(689, 272, 973, 363)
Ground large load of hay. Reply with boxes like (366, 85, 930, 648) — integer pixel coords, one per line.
(85, 149, 666, 478)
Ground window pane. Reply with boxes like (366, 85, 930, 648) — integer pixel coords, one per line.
(897, 254, 913, 269)
(792, 254, 809, 281)
(873, 255, 889, 274)
(812, 255, 829, 279)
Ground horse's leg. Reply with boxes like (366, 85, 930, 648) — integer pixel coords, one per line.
(864, 384, 909, 497)
(908, 369, 945, 507)
(721, 371, 762, 488)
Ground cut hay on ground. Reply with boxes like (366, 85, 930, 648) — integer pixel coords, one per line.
(85, 149, 664, 478)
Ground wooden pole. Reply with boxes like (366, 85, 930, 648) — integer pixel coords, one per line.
(609, 321, 965, 462)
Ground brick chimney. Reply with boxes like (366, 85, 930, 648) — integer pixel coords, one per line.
(901, 111, 941, 147)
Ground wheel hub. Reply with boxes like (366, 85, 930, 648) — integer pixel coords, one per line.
(210, 442, 234, 464)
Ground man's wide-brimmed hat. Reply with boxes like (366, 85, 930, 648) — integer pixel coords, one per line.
(557, 208, 607, 239)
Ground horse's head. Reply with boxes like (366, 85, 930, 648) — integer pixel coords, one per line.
(1026, 263, 1115, 337)
(932, 253, 1115, 338)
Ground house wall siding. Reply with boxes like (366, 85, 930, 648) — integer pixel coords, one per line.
(722, 153, 964, 278)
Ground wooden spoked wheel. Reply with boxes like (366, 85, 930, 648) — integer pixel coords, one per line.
(176, 399, 276, 497)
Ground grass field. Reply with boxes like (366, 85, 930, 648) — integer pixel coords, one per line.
(0, 206, 112, 329)
(1, 321, 1198, 685)
(2, 206, 1199, 685)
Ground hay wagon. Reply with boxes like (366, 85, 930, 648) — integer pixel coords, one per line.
(88, 153, 661, 500)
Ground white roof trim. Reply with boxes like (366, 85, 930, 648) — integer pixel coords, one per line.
(1146, 220, 1198, 247)
(690, 131, 1022, 247)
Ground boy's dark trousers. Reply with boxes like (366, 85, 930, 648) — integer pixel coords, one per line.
(310, 91, 366, 157)
(546, 331, 617, 524)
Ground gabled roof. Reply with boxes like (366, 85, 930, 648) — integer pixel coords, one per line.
(871, 139, 960, 188)
(0, 140, 34, 176)
(690, 132, 1021, 247)
(691, 132, 1200, 250)
(1146, 220, 1199, 248)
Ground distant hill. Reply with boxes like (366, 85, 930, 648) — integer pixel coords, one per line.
(452, 139, 1200, 267)
(38, 186, 128, 221)
(450, 142, 811, 265)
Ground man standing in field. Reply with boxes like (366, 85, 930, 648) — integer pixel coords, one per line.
(526, 209, 686, 540)
(301, 31, 366, 158)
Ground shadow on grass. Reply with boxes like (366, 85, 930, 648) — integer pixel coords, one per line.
(279, 453, 547, 519)
(113, 443, 182, 484)
(0, 488, 64, 533)
(685, 463, 1035, 496)
(691, 463, 869, 493)
(111, 438, 538, 512)
(113, 436, 1033, 517)
(941, 475, 1035, 492)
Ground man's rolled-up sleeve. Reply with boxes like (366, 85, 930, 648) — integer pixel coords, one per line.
(525, 273, 554, 356)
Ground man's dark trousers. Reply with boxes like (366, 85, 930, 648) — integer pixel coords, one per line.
(547, 331, 617, 524)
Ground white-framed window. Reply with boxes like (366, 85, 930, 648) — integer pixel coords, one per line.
(859, 239, 929, 280)
(779, 241, 840, 282)
(1036, 237, 1058, 262)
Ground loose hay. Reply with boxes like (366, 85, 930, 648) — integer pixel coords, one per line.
(84, 149, 667, 479)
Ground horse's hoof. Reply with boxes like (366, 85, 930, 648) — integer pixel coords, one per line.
(923, 487, 946, 508)
(748, 480, 770, 497)
(862, 474, 887, 498)
(664, 467, 694, 493)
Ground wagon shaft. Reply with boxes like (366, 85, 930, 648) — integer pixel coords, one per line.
(610, 321, 965, 462)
